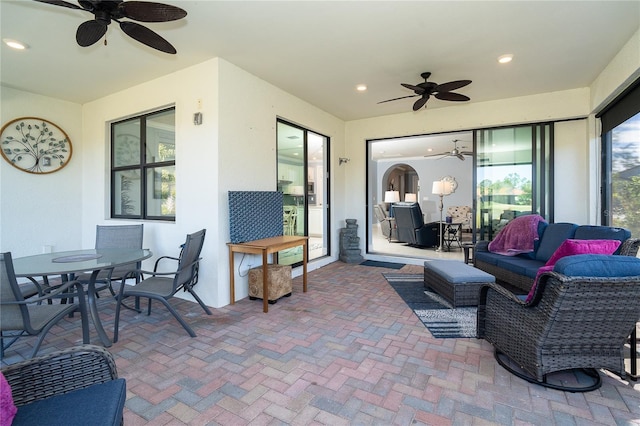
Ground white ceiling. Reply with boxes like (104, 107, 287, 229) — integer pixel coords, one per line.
(1, 1, 638, 130)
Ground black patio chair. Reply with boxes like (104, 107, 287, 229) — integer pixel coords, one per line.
(1, 252, 89, 359)
(74, 224, 144, 296)
(113, 229, 211, 341)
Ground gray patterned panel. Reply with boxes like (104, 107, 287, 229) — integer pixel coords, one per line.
(228, 191, 284, 243)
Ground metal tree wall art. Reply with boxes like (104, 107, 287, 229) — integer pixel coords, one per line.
(0, 117, 72, 174)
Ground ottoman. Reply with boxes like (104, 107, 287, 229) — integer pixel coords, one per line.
(249, 264, 292, 304)
(424, 260, 495, 307)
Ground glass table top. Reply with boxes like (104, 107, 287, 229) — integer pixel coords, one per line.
(12, 248, 152, 277)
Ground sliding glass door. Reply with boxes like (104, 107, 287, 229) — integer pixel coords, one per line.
(277, 120, 329, 265)
(475, 124, 552, 241)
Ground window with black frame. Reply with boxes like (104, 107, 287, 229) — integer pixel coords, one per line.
(599, 80, 640, 236)
(111, 107, 176, 221)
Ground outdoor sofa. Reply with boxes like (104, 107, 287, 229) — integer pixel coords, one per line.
(474, 220, 640, 293)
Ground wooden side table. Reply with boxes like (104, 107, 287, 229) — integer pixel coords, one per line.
(227, 235, 308, 313)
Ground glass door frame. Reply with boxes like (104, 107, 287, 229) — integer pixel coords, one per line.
(276, 119, 330, 266)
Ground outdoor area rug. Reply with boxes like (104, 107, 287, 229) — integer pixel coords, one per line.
(383, 273, 477, 338)
(360, 260, 405, 269)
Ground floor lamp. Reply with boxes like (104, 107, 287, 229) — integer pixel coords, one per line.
(432, 180, 451, 252)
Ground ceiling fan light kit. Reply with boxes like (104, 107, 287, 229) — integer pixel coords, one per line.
(379, 72, 471, 111)
(33, 0, 187, 54)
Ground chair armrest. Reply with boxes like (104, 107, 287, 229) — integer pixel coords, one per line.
(1, 345, 118, 407)
(620, 238, 640, 257)
(477, 282, 529, 338)
(153, 255, 180, 272)
(475, 241, 490, 252)
(0, 280, 84, 306)
(120, 257, 202, 283)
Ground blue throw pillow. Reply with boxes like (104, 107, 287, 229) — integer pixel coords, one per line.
(535, 223, 578, 262)
(574, 225, 631, 254)
(554, 254, 640, 277)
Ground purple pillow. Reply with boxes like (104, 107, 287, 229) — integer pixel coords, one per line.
(1, 371, 17, 426)
(524, 239, 622, 303)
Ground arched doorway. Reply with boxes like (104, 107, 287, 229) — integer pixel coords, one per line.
(382, 163, 418, 202)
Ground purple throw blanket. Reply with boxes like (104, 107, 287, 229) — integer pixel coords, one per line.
(488, 214, 546, 256)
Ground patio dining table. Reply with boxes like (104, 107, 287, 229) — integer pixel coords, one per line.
(12, 248, 152, 347)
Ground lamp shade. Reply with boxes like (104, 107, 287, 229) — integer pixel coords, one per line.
(404, 193, 417, 202)
(432, 181, 445, 195)
(384, 190, 400, 203)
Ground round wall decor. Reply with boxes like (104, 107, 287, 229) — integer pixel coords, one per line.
(442, 175, 458, 193)
(0, 117, 72, 174)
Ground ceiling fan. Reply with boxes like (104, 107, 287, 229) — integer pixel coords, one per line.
(33, 0, 187, 54)
(378, 72, 472, 111)
(424, 139, 473, 161)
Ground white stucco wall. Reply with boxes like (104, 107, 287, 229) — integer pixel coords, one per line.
(553, 119, 589, 224)
(216, 59, 345, 304)
(0, 87, 83, 256)
(78, 58, 345, 308)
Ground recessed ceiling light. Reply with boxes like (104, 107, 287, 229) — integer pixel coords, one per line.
(3, 38, 28, 50)
(498, 54, 513, 64)
(356, 84, 367, 92)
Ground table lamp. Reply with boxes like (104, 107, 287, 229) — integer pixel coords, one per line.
(404, 193, 417, 202)
(384, 190, 400, 217)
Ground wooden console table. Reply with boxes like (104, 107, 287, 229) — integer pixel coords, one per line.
(228, 235, 308, 313)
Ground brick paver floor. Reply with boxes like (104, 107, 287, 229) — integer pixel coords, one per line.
(3, 261, 640, 425)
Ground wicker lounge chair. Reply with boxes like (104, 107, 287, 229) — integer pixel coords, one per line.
(477, 254, 640, 392)
(1, 345, 125, 425)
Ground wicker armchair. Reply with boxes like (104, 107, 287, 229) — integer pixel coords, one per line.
(477, 254, 640, 392)
(1, 345, 125, 425)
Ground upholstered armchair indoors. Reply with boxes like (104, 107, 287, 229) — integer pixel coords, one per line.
(447, 206, 472, 231)
(374, 203, 397, 241)
(392, 202, 439, 248)
(477, 254, 640, 392)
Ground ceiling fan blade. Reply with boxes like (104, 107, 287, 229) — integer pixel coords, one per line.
(121, 1, 187, 22)
(76, 19, 107, 46)
(33, 0, 84, 10)
(435, 80, 472, 92)
(424, 152, 449, 158)
(119, 21, 177, 54)
(413, 96, 429, 111)
(401, 83, 425, 93)
(377, 94, 419, 104)
(435, 92, 470, 102)
(456, 154, 466, 161)
(460, 151, 474, 156)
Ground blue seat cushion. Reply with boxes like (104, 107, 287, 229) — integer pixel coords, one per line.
(474, 251, 501, 266)
(424, 260, 495, 283)
(494, 257, 545, 279)
(13, 379, 126, 426)
(554, 254, 640, 277)
(535, 223, 578, 262)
